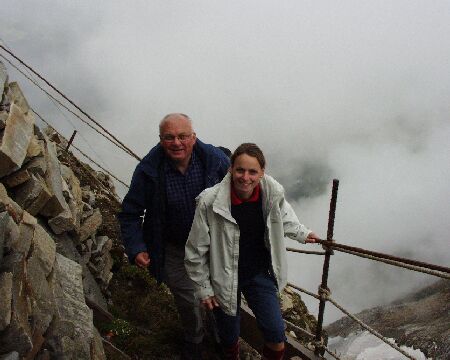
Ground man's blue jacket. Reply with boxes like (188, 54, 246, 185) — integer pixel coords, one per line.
(118, 139, 230, 282)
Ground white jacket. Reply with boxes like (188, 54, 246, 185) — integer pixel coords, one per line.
(184, 173, 311, 316)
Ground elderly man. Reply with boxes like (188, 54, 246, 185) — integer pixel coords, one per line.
(118, 113, 229, 359)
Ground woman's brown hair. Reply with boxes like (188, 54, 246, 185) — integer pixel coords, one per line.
(230, 143, 266, 169)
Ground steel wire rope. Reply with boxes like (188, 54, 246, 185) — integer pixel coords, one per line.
(0, 44, 141, 161)
(0, 52, 136, 162)
(0, 51, 119, 180)
(317, 239, 450, 274)
(333, 247, 450, 280)
(0, 53, 134, 162)
(33, 109, 129, 190)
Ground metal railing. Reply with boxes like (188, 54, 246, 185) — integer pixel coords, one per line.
(286, 179, 450, 360)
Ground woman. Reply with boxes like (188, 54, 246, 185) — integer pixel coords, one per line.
(185, 143, 319, 360)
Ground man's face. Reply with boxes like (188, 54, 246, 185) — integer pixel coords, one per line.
(159, 116, 196, 164)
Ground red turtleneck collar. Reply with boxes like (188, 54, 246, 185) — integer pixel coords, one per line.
(231, 184, 261, 205)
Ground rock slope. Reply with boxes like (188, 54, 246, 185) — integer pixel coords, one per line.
(325, 279, 450, 359)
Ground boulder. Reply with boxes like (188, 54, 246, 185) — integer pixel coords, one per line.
(0, 253, 33, 356)
(3, 168, 31, 188)
(52, 232, 108, 312)
(30, 224, 56, 277)
(78, 208, 102, 242)
(61, 165, 83, 231)
(39, 141, 72, 220)
(0, 103, 35, 178)
(5, 82, 30, 115)
(26, 136, 45, 160)
(24, 155, 47, 177)
(48, 208, 75, 235)
(27, 254, 55, 335)
(44, 253, 93, 359)
(11, 174, 51, 216)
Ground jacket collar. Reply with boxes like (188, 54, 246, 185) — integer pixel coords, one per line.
(212, 173, 285, 223)
(138, 139, 222, 178)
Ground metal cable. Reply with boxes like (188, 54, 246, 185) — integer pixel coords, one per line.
(334, 247, 450, 280)
(287, 247, 326, 256)
(284, 318, 315, 339)
(0, 53, 137, 161)
(0, 45, 141, 161)
(287, 282, 320, 300)
(323, 347, 342, 360)
(318, 239, 450, 274)
(33, 109, 129, 190)
(326, 295, 418, 360)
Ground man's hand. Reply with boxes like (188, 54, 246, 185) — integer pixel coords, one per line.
(201, 296, 220, 310)
(135, 252, 150, 268)
(305, 232, 321, 244)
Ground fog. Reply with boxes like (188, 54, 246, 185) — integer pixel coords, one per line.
(1, 1, 449, 324)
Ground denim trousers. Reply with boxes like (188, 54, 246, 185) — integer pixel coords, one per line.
(213, 272, 287, 346)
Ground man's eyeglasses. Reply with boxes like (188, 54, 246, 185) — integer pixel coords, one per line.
(159, 133, 193, 143)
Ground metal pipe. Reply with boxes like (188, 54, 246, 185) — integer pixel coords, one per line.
(66, 130, 77, 150)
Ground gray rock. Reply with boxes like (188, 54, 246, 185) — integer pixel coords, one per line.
(0, 183, 23, 222)
(43, 253, 93, 359)
(52, 231, 108, 312)
(43, 126, 68, 149)
(0, 272, 13, 331)
(40, 142, 69, 217)
(33, 124, 45, 141)
(5, 82, 30, 115)
(0, 103, 35, 178)
(26, 135, 45, 160)
(24, 155, 47, 177)
(91, 327, 107, 360)
(0, 61, 7, 101)
(39, 141, 72, 220)
(0, 111, 8, 130)
(27, 254, 55, 334)
(81, 201, 94, 220)
(48, 208, 75, 235)
(31, 223, 56, 277)
(61, 165, 83, 231)
(81, 185, 96, 206)
(11, 174, 52, 216)
(0, 352, 19, 360)
(0, 253, 33, 356)
(1, 211, 21, 254)
(3, 168, 31, 188)
(79, 208, 102, 242)
(93, 235, 112, 255)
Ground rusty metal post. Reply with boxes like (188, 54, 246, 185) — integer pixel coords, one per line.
(314, 179, 339, 355)
(66, 130, 77, 150)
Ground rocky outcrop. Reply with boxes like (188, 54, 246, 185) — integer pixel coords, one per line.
(325, 279, 450, 359)
(0, 63, 113, 359)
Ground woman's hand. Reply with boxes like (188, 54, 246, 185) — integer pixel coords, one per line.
(305, 232, 321, 243)
(201, 296, 220, 310)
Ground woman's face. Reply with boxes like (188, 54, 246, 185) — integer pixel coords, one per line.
(230, 154, 264, 199)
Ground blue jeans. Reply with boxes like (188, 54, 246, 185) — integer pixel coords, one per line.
(213, 272, 287, 346)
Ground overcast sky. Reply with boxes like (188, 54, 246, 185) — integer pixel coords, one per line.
(1, 1, 449, 324)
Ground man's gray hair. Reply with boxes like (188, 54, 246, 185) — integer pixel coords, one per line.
(159, 113, 193, 134)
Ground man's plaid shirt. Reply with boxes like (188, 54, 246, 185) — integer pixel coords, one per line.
(164, 150, 205, 246)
